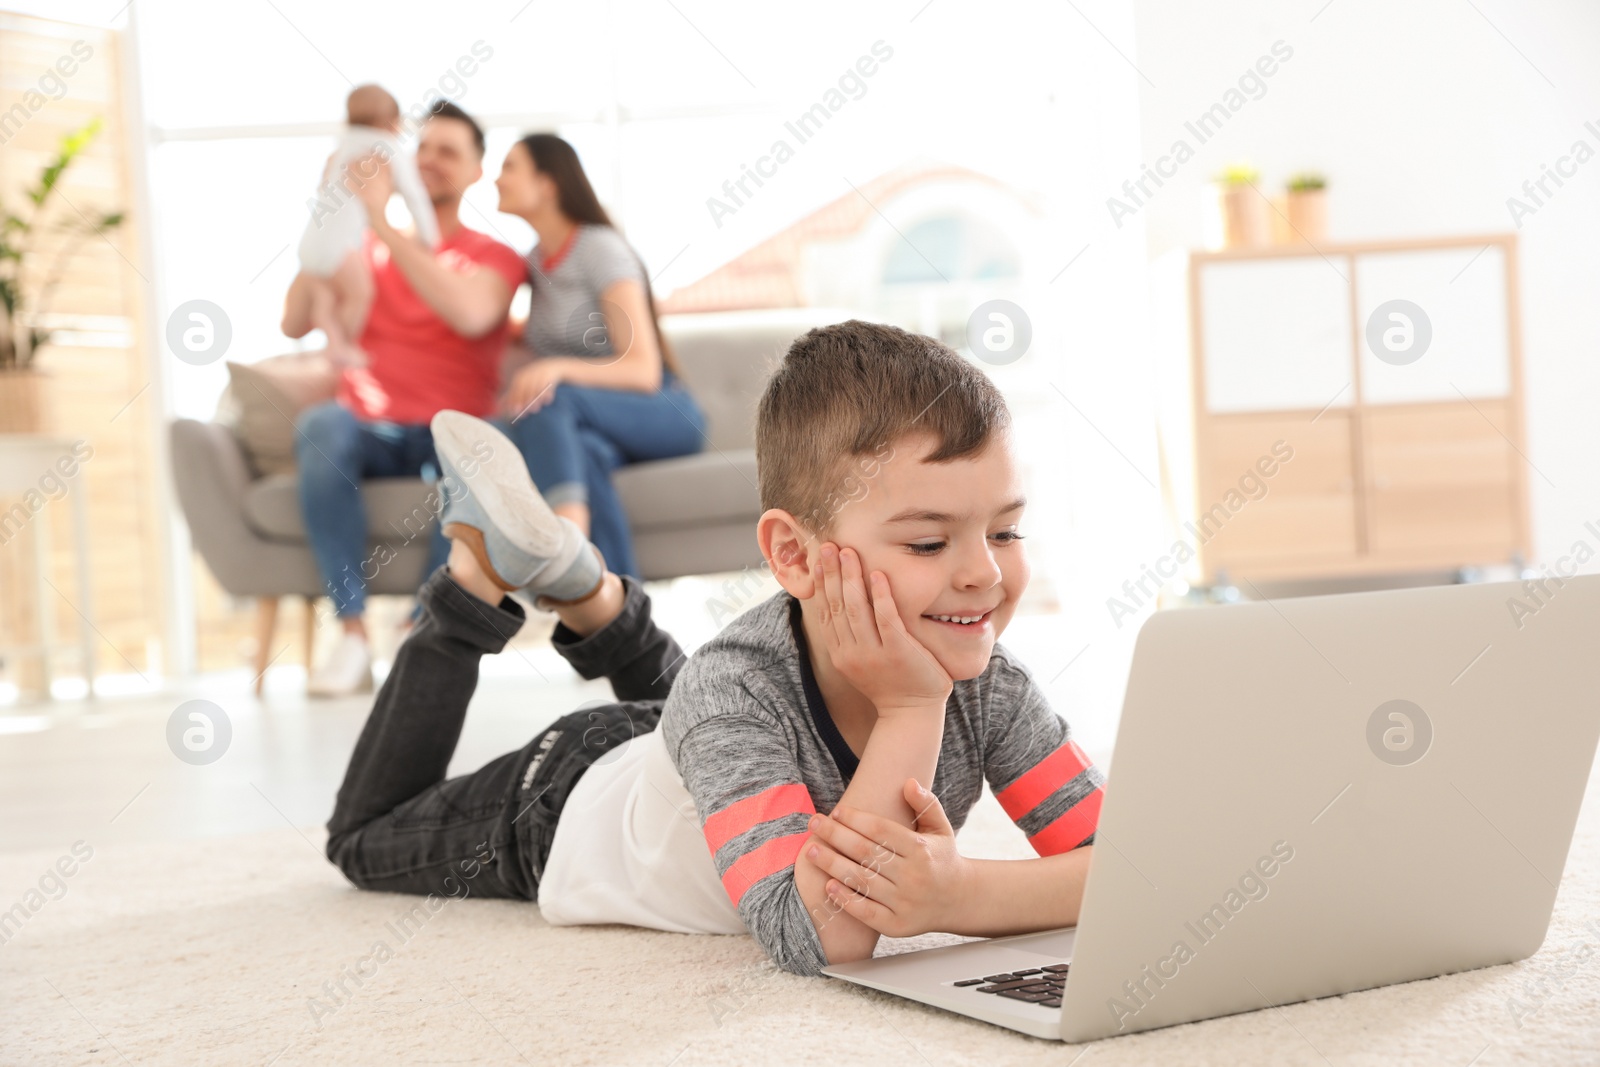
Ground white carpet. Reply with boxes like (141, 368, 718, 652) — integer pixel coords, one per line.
(6, 775, 1600, 1067)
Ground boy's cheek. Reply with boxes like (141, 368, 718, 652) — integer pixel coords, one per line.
(864, 558, 921, 614)
(1009, 541, 1032, 584)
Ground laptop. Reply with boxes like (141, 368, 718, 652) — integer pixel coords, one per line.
(824, 575, 1600, 1042)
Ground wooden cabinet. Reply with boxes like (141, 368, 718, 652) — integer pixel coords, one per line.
(1184, 235, 1528, 583)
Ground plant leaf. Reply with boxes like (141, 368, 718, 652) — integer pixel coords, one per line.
(27, 117, 103, 208)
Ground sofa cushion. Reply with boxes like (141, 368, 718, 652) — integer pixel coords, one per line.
(613, 450, 760, 530)
(218, 354, 339, 477)
(243, 474, 439, 543)
(660, 309, 851, 453)
(242, 450, 762, 545)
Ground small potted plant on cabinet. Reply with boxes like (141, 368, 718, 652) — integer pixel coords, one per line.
(1206, 164, 1268, 250)
(1285, 172, 1327, 244)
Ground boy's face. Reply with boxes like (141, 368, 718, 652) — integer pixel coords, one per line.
(822, 430, 1029, 682)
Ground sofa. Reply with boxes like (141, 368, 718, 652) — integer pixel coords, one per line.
(170, 308, 845, 686)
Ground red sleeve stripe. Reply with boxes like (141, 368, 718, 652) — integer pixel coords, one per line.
(1028, 787, 1103, 856)
(995, 739, 1095, 822)
(702, 783, 816, 855)
(720, 831, 811, 907)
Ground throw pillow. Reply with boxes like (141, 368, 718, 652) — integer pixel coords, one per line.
(219, 353, 339, 477)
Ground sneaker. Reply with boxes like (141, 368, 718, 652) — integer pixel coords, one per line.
(430, 410, 604, 604)
(307, 632, 373, 698)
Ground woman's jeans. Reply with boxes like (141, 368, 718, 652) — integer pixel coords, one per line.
(506, 376, 705, 580)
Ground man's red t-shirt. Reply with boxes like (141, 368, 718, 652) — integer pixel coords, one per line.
(338, 226, 526, 424)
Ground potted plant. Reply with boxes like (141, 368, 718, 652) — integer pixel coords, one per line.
(0, 118, 125, 433)
(1206, 164, 1268, 250)
(1285, 172, 1328, 244)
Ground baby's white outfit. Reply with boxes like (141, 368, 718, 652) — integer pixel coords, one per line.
(297, 125, 440, 275)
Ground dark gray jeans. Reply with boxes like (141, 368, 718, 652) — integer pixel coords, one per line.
(325, 568, 686, 900)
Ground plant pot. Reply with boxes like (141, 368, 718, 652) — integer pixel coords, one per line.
(1268, 195, 1295, 245)
(0, 368, 48, 434)
(1207, 183, 1269, 250)
(1286, 188, 1328, 244)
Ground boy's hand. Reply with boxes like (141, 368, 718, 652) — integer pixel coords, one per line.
(811, 543, 952, 715)
(805, 779, 973, 938)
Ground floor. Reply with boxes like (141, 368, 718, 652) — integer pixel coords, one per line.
(4, 707, 1598, 1066)
(7, 577, 1599, 1065)
(3, 566, 1491, 855)
(0, 578, 1113, 853)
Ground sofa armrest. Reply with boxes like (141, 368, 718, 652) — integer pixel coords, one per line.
(169, 418, 272, 596)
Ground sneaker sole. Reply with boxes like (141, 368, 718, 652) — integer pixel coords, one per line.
(431, 410, 576, 591)
(441, 523, 518, 592)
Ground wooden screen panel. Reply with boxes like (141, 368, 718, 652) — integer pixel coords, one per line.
(0, 14, 165, 687)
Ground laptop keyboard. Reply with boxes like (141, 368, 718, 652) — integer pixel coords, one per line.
(952, 963, 1069, 1008)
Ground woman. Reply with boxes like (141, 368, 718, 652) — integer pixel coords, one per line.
(493, 133, 705, 579)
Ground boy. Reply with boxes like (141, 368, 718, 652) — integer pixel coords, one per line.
(296, 83, 440, 369)
(324, 321, 1103, 975)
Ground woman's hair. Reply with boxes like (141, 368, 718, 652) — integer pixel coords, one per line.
(517, 132, 680, 377)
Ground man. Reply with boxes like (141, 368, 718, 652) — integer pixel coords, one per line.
(282, 101, 524, 696)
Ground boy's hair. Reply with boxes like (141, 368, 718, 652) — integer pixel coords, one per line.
(428, 100, 487, 159)
(347, 84, 400, 129)
(755, 320, 1010, 535)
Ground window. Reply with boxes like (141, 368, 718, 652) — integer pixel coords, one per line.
(881, 214, 1020, 285)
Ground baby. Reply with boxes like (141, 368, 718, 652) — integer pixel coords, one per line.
(295, 84, 440, 369)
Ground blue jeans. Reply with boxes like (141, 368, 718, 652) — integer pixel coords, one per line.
(295, 402, 450, 619)
(505, 376, 705, 579)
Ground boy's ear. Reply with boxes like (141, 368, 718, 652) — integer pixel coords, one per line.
(757, 508, 817, 599)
